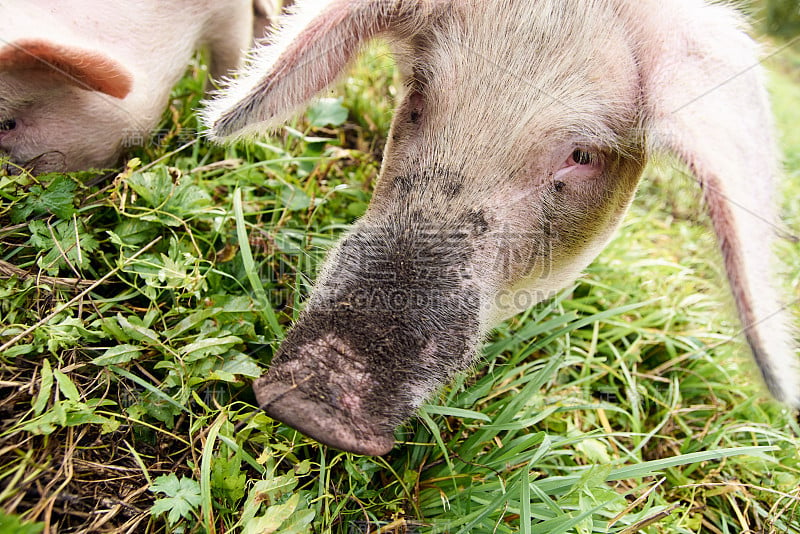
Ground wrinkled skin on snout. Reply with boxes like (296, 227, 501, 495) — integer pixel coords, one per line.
(207, 0, 799, 455)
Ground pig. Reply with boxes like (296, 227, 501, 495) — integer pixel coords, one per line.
(252, 0, 294, 41)
(202, 0, 800, 455)
(0, 0, 253, 174)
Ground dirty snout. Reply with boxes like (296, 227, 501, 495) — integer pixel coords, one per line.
(255, 216, 483, 455)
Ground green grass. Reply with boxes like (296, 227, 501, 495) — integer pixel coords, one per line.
(1, 35, 799, 534)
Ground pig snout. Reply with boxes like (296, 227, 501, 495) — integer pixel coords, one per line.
(254, 218, 483, 455)
(0, 151, 68, 175)
(254, 334, 396, 456)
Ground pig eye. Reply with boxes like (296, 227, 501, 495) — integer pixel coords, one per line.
(407, 90, 424, 124)
(554, 147, 604, 180)
(570, 148, 595, 165)
(0, 119, 16, 131)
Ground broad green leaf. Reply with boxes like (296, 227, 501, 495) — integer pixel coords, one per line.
(150, 474, 202, 525)
(62, 409, 117, 428)
(32, 359, 53, 416)
(243, 493, 301, 534)
(180, 335, 242, 361)
(276, 507, 315, 534)
(251, 474, 298, 505)
(28, 219, 99, 275)
(48, 402, 65, 430)
(165, 308, 217, 339)
(575, 438, 612, 464)
(92, 344, 143, 366)
(219, 352, 262, 378)
(110, 219, 159, 246)
(0, 510, 44, 534)
(306, 97, 348, 127)
(126, 170, 165, 206)
(294, 460, 312, 476)
(116, 314, 160, 345)
(125, 167, 210, 225)
(347, 201, 368, 218)
(11, 175, 76, 222)
(280, 185, 311, 212)
(212, 455, 247, 504)
(3, 344, 35, 357)
(100, 316, 129, 342)
(53, 369, 80, 402)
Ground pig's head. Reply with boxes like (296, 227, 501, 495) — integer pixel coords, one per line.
(0, 39, 134, 173)
(204, 0, 800, 455)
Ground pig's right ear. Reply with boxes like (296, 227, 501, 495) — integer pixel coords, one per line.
(202, 0, 428, 142)
(0, 40, 133, 99)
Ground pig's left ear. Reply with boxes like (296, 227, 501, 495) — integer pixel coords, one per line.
(639, 6, 800, 406)
(0, 39, 133, 99)
(202, 0, 434, 141)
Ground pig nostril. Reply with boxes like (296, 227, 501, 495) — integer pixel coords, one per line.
(253, 334, 396, 455)
(0, 119, 16, 131)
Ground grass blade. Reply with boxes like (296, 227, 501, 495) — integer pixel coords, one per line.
(607, 446, 779, 481)
(233, 187, 283, 340)
(201, 414, 226, 533)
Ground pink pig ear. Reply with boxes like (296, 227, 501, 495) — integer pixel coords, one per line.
(639, 6, 800, 406)
(203, 0, 431, 141)
(0, 39, 133, 99)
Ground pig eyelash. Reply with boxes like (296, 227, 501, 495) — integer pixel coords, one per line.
(0, 119, 16, 131)
(568, 148, 598, 166)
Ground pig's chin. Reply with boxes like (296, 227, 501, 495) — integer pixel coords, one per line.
(1, 150, 67, 175)
(254, 286, 482, 456)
